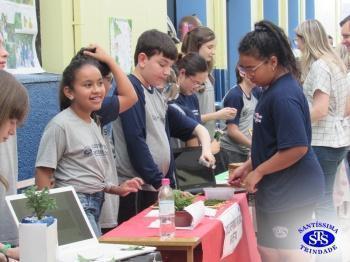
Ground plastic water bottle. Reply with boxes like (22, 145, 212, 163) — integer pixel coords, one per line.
(158, 178, 175, 240)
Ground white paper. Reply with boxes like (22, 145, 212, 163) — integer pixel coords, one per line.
(217, 203, 243, 259)
(184, 201, 205, 227)
(205, 207, 217, 217)
(145, 209, 159, 217)
(148, 201, 205, 230)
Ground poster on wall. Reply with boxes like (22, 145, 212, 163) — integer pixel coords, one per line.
(0, 0, 43, 74)
(109, 18, 132, 74)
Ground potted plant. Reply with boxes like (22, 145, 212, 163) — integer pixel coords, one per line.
(174, 190, 195, 227)
(19, 186, 58, 262)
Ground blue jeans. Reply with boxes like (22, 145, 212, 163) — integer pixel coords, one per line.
(77, 191, 105, 237)
(313, 146, 347, 224)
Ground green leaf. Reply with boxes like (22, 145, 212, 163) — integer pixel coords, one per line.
(23, 186, 57, 220)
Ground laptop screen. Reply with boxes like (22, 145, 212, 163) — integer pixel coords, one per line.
(174, 147, 217, 193)
(6, 187, 94, 246)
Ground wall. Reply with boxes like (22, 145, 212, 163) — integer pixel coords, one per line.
(40, 0, 167, 73)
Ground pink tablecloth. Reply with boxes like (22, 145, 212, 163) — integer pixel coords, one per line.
(102, 193, 261, 262)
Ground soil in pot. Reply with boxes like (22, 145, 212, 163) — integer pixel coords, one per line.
(175, 211, 193, 227)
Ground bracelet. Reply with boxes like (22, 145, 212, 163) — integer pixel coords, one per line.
(0, 244, 10, 255)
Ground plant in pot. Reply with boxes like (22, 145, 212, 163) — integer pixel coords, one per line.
(19, 186, 58, 262)
(174, 190, 195, 227)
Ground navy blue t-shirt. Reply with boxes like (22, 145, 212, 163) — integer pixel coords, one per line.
(252, 73, 324, 212)
(174, 93, 202, 123)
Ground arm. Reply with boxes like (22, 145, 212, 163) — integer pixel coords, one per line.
(84, 45, 137, 113)
(226, 123, 251, 147)
(192, 124, 216, 165)
(201, 107, 237, 122)
(243, 146, 308, 192)
(310, 89, 329, 123)
(105, 177, 144, 196)
(120, 97, 164, 189)
(35, 167, 54, 189)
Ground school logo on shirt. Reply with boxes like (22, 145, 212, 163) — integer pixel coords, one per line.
(272, 226, 288, 238)
(83, 144, 108, 157)
(254, 112, 263, 123)
(298, 221, 338, 256)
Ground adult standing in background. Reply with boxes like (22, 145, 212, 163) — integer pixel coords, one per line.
(340, 15, 350, 51)
(0, 32, 19, 247)
(295, 20, 350, 233)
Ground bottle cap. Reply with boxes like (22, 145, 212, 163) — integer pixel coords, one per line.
(161, 178, 170, 185)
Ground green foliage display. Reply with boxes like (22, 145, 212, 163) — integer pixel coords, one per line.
(23, 186, 57, 220)
(173, 190, 195, 211)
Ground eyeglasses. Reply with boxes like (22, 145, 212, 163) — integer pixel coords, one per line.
(237, 60, 266, 76)
(188, 75, 205, 88)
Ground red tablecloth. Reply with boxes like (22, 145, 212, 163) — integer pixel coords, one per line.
(102, 193, 261, 262)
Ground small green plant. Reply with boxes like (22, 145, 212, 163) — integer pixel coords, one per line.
(24, 186, 57, 220)
(174, 190, 195, 211)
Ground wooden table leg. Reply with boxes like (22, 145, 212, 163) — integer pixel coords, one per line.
(186, 247, 194, 262)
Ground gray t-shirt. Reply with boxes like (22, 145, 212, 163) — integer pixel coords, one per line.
(113, 87, 171, 191)
(36, 108, 115, 194)
(196, 78, 216, 137)
(0, 136, 19, 245)
(221, 86, 258, 155)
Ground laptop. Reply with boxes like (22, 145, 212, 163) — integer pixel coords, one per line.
(174, 146, 219, 194)
(6, 186, 155, 262)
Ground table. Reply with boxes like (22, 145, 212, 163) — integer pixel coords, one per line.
(99, 193, 261, 262)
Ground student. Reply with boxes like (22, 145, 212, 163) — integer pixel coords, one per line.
(295, 20, 350, 229)
(229, 20, 324, 262)
(178, 15, 202, 41)
(0, 33, 20, 251)
(35, 50, 143, 237)
(171, 52, 236, 149)
(113, 29, 215, 223)
(181, 26, 236, 136)
(220, 68, 260, 166)
(0, 70, 29, 262)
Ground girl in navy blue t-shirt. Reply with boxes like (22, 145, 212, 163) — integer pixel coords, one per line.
(228, 20, 325, 261)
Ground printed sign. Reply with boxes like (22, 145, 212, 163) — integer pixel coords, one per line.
(0, 0, 43, 73)
(217, 202, 243, 258)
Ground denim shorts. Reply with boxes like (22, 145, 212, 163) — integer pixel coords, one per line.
(77, 191, 105, 237)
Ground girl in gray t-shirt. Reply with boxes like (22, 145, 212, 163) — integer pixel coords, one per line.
(35, 45, 143, 236)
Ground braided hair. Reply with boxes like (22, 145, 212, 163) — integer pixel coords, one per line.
(239, 20, 300, 81)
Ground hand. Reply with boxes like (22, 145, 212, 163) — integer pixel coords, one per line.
(199, 151, 216, 168)
(113, 177, 144, 196)
(228, 162, 252, 187)
(216, 107, 237, 120)
(83, 44, 114, 65)
(241, 170, 263, 193)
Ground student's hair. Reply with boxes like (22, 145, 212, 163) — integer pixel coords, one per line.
(178, 15, 202, 41)
(134, 29, 178, 66)
(75, 47, 111, 77)
(0, 70, 29, 129)
(0, 70, 29, 191)
(295, 19, 346, 81)
(235, 67, 243, 84)
(175, 52, 208, 76)
(239, 20, 300, 81)
(59, 54, 101, 110)
(181, 26, 215, 72)
(340, 15, 350, 27)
